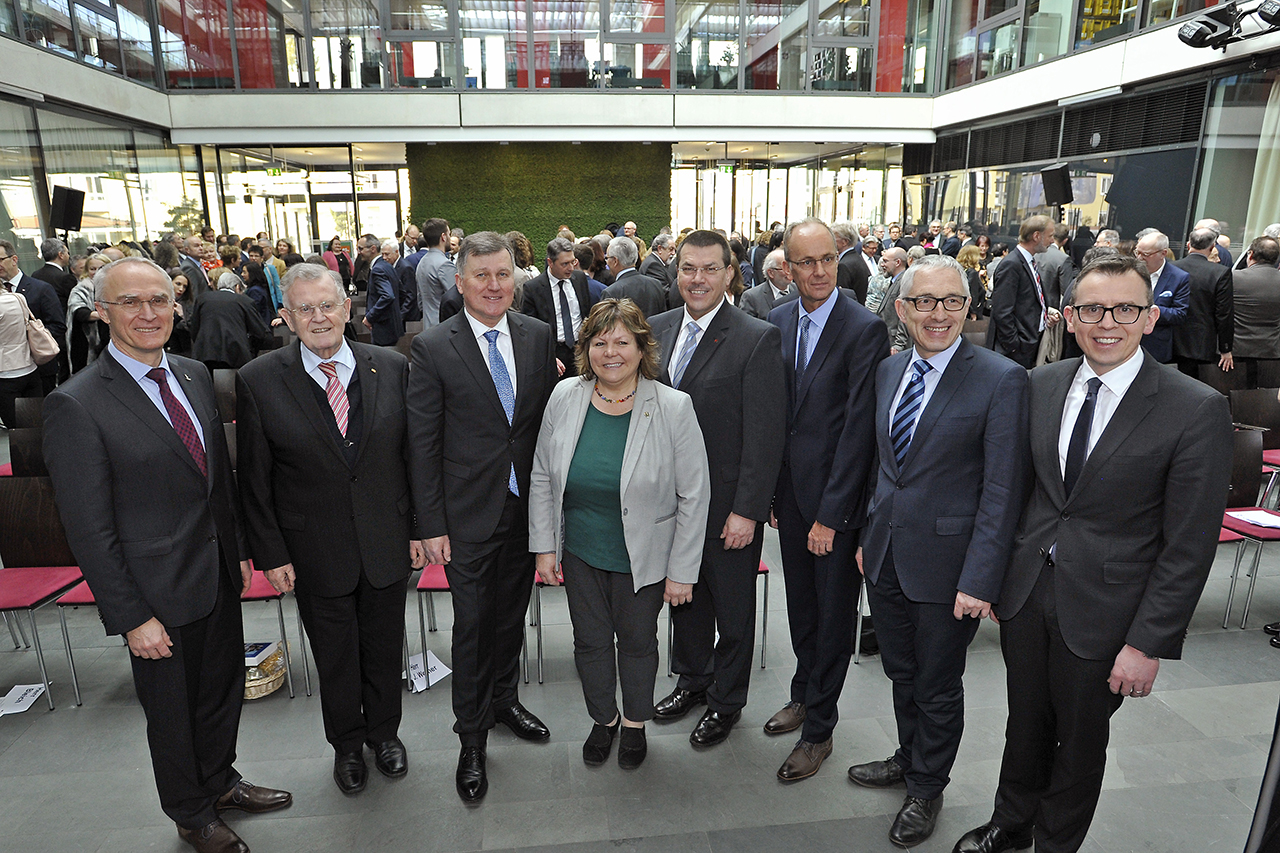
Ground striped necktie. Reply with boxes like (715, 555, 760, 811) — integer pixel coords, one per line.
(890, 360, 932, 468)
(670, 321, 701, 388)
(318, 361, 350, 437)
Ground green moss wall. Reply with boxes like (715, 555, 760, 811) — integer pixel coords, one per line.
(406, 142, 672, 247)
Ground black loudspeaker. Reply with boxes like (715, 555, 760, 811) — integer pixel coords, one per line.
(50, 186, 85, 232)
(1041, 163, 1074, 207)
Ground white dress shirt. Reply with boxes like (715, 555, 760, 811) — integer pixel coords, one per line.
(673, 297, 725, 367)
(1057, 347, 1145, 477)
(300, 338, 355, 391)
(889, 336, 963, 423)
(464, 309, 517, 396)
(550, 277, 582, 346)
(108, 340, 205, 447)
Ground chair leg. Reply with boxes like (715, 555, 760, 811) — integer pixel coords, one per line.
(13, 610, 30, 649)
(529, 594, 537, 627)
(58, 607, 82, 707)
(416, 591, 430, 691)
(3, 611, 20, 649)
(666, 605, 674, 677)
(1242, 543, 1267, 629)
(1263, 469, 1280, 509)
(275, 599, 294, 699)
(760, 572, 769, 669)
(294, 605, 312, 697)
(522, 622, 529, 685)
(536, 585, 544, 685)
(1224, 539, 1250, 628)
(28, 610, 55, 710)
(853, 583, 866, 665)
(403, 626, 412, 692)
(426, 592, 438, 631)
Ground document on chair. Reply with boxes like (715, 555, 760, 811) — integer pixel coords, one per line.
(407, 651, 452, 693)
(0, 684, 45, 715)
(1227, 510, 1280, 528)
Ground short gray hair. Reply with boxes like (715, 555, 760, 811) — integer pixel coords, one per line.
(1134, 227, 1159, 240)
(1097, 229, 1120, 245)
(40, 237, 66, 261)
(831, 221, 858, 246)
(458, 231, 515, 275)
(1264, 223, 1280, 239)
(898, 254, 966, 298)
(762, 248, 786, 274)
(281, 262, 345, 305)
(782, 218, 836, 260)
(93, 256, 171, 300)
(606, 235, 637, 268)
(546, 236, 574, 260)
(1139, 231, 1170, 252)
(651, 233, 675, 251)
(906, 245, 926, 261)
(380, 238, 399, 254)
(217, 272, 244, 292)
(1187, 228, 1216, 251)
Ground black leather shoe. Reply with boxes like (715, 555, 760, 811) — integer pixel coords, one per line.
(333, 750, 367, 795)
(494, 702, 551, 741)
(177, 818, 248, 853)
(215, 779, 293, 814)
(848, 757, 906, 787)
(618, 726, 647, 769)
(890, 794, 942, 848)
(951, 821, 1033, 853)
(456, 745, 488, 803)
(1270, 635, 1280, 649)
(368, 737, 408, 778)
(1265, 622, 1280, 636)
(582, 720, 620, 766)
(690, 708, 741, 747)
(653, 688, 707, 720)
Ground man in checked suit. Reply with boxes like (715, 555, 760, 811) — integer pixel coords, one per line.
(409, 232, 558, 803)
(44, 257, 291, 853)
(766, 218, 889, 782)
(522, 236, 595, 379)
(849, 255, 1030, 848)
(236, 263, 425, 797)
(648, 229, 787, 747)
(987, 215, 1060, 369)
(953, 254, 1232, 853)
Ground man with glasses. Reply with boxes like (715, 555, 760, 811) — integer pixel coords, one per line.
(236, 263, 424, 796)
(44, 257, 292, 853)
(1132, 230, 1189, 364)
(765, 218, 889, 782)
(521, 236, 595, 379)
(850, 255, 1030, 848)
(953, 254, 1232, 853)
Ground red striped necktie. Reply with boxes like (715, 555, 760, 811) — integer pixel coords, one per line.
(318, 361, 350, 437)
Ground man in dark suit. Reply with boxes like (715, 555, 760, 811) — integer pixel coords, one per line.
(741, 249, 797, 319)
(850, 255, 1030, 847)
(34, 237, 77, 306)
(601, 236, 667, 317)
(187, 276, 272, 370)
(364, 239, 405, 347)
(521, 236, 594, 378)
(1231, 236, 1280, 387)
(986, 215, 1058, 369)
(766, 218, 889, 782)
(938, 222, 961, 258)
(44, 257, 291, 853)
(393, 242, 421, 323)
(648, 230, 787, 747)
(639, 233, 676, 289)
(953, 254, 1232, 853)
(834, 221, 870, 304)
(1133, 230, 1189, 364)
(1196, 218, 1234, 268)
(180, 235, 211, 296)
(0, 239, 64, 395)
(1173, 226, 1234, 378)
(409, 232, 558, 803)
(237, 263, 425, 796)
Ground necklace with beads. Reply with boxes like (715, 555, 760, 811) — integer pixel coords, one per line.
(594, 383, 637, 404)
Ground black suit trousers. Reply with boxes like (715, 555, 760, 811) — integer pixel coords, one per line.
(556, 342, 579, 380)
(129, 565, 244, 830)
(294, 570, 408, 754)
(865, 551, 980, 800)
(445, 492, 535, 745)
(774, 476, 859, 743)
(670, 528, 764, 712)
(992, 567, 1124, 853)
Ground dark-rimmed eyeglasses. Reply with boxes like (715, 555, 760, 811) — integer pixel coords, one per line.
(901, 295, 968, 312)
(1070, 304, 1150, 324)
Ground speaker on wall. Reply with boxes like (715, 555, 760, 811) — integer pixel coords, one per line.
(50, 186, 85, 233)
(1041, 163, 1074, 207)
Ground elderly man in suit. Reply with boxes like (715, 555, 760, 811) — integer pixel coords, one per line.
(363, 240, 405, 347)
(1231, 236, 1280, 387)
(741, 248, 797, 319)
(834, 220, 870, 304)
(601, 236, 667, 317)
(850, 255, 1030, 847)
(953, 254, 1232, 853)
(640, 232, 676, 289)
(409, 232, 558, 803)
(987, 215, 1059, 369)
(1173, 226, 1235, 377)
(765, 218, 889, 782)
(237, 263, 425, 796)
(1132, 230, 1189, 364)
(875, 247, 911, 353)
(180, 235, 211, 296)
(416, 218, 457, 327)
(522, 236, 595, 379)
(187, 274, 272, 371)
(648, 230, 787, 747)
(44, 257, 291, 853)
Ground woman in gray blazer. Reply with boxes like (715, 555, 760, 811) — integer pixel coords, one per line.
(529, 298, 710, 770)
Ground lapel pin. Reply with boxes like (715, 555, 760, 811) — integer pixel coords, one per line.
(370, 368, 377, 373)
(183, 373, 192, 381)
(644, 411, 650, 418)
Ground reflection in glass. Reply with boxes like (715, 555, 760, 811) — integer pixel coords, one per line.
(389, 41, 458, 87)
(604, 43, 671, 88)
(161, 0, 236, 88)
(1196, 69, 1280, 247)
(900, 0, 939, 92)
(461, 0, 525, 87)
(1022, 0, 1071, 66)
(533, 0, 600, 88)
(118, 0, 158, 85)
(311, 0, 383, 89)
(0, 99, 45, 264)
(946, 0, 978, 87)
(235, 0, 291, 88)
(1075, 0, 1137, 49)
(0, 0, 16, 37)
(812, 45, 872, 90)
(817, 0, 871, 38)
(1147, 0, 1220, 25)
(75, 5, 123, 72)
(778, 28, 806, 90)
(390, 0, 449, 30)
(609, 0, 665, 33)
(23, 0, 77, 58)
(37, 109, 136, 244)
(744, 0, 801, 90)
(676, 0, 739, 89)
(976, 19, 1018, 79)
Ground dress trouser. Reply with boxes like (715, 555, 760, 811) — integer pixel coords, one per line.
(294, 570, 408, 754)
(561, 551, 666, 725)
(865, 550, 981, 800)
(129, 563, 244, 830)
(669, 528, 764, 713)
(445, 492, 535, 747)
(773, 475, 859, 744)
(991, 566, 1124, 853)
(0, 369, 42, 428)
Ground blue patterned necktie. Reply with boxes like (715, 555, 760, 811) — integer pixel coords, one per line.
(484, 330, 519, 496)
(797, 315, 812, 377)
(890, 360, 932, 468)
(670, 321, 701, 388)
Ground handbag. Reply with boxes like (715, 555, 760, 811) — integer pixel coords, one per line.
(15, 291, 60, 365)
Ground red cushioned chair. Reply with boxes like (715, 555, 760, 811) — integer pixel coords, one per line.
(0, 477, 84, 710)
(1229, 389, 1280, 507)
(1221, 426, 1277, 628)
(416, 564, 527, 688)
(0, 463, 12, 476)
(665, 560, 772, 676)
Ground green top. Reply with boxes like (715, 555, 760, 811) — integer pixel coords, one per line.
(563, 404, 633, 573)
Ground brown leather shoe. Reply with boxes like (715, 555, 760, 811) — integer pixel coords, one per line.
(215, 780, 293, 814)
(763, 701, 806, 735)
(776, 737, 832, 781)
(177, 818, 249, 853)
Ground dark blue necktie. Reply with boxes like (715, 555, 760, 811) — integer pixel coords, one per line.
(890, 360, 932, 468)
(1064, 377, 1103, 494)
(484, 330, 519, 496)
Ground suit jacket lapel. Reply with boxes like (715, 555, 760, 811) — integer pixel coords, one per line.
(903, 342, 973, 470)
(657, 316, 680, 384)
(100, 354, 206, 481)
(679, 305, 731, 389)
(449, 312, 509, 423)
(1067, 357, 1159, 504)
(620, 381, 658, 495)
(878, 350, 912, 474)
(1038, 358, 1080, 505)
(509, 312, 537, 425)
(280, 342, 349, 465)
(778, 302, 799, 409)
(795, 296, 845, 413)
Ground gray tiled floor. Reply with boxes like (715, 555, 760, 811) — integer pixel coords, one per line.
(2, 433, 1277, 851)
